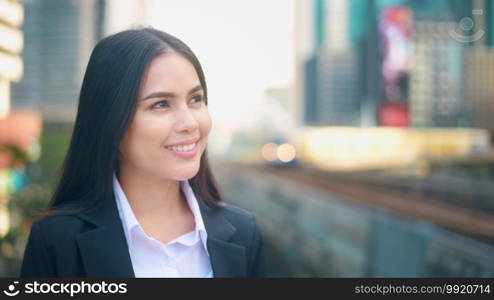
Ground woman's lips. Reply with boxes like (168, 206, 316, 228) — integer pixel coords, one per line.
(164, 140, 199, 159)
(165, 137, 200, 147)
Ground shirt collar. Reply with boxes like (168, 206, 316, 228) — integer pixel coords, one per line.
(113, 174, 210, 257)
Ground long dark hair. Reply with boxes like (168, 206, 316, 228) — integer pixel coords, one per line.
(46, 27, 224, 215)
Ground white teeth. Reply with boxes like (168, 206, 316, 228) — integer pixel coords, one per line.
(166, 143, 196, 152)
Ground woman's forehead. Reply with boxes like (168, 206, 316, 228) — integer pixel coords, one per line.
(137, 53, 200, 97)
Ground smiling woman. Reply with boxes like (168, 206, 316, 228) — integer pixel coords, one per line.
(19, 28, 267, 278)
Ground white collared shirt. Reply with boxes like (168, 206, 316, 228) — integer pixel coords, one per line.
(113, 174, 213, 278)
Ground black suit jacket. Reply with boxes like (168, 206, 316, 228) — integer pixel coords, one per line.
(20, 192, 267, 278)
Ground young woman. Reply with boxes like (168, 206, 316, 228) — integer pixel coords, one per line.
(20, 28, 266, 278)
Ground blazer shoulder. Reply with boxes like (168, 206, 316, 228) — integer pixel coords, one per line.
(34, 201, 95, 227)
(33, 213, 82, 227)
(30, 211, 88, 244)
(221, 203, 258, 227)
(21, 212, 86, 277)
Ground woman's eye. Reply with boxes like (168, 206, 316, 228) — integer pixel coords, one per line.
(191, 95, 203, 103)
(152, 100, 168, 109)
(151, 96, 202, 110)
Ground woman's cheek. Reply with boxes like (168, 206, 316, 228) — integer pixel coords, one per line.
(140, 117, 172, 142)
(201, 110, 212, 136)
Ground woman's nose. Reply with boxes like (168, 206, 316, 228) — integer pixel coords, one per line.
(174, 105, 199, 133)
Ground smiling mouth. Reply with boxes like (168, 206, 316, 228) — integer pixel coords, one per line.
(165, 142, 197, 152)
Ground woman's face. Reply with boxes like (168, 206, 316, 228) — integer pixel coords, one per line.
(119, 52, 212, 181)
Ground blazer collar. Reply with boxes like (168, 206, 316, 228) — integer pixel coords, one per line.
(75, 190, 247, 277)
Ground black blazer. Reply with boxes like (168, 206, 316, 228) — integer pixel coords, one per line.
(20, 192, 267, 278)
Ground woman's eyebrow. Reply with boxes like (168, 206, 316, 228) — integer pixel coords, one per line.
(141, 85, 203, 101)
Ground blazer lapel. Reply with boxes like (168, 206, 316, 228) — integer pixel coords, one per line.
(197, 198, 247, 278)
(75, 192, 135, 278)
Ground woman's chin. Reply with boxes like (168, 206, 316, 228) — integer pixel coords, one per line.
(167, 165, 200, 181)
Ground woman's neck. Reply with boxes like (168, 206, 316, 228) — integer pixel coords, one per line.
(117, 167, 189, 222)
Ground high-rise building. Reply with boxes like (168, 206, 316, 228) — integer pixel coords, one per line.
(11, 0, 105, 122)
(464, 47, 494, 134)
(409, 21, 466, 128)
(0, 0, 24, 118)
(301, 0, 360, 126)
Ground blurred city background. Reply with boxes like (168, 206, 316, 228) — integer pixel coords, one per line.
(1, 0, 494, 277)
